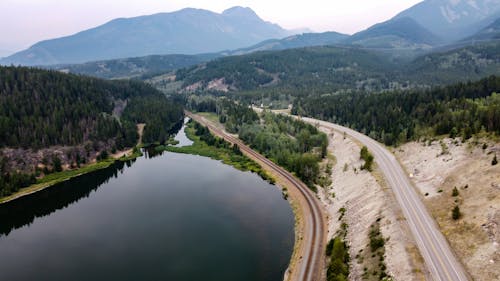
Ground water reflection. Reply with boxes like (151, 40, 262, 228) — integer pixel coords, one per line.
(174, 117, 193, 147)
(0, 159, 136, 237)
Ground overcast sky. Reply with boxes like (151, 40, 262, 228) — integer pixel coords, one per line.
(0, 0, 423, 56)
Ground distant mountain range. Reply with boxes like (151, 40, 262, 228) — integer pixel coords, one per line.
(0, 7, 292, 66)
(224, 31, 350, 55)
(343, 17, 442, 49)
(49, 31, 352, 79)
(393, 0, 500, 41)
(51, 54, 219, 79)
(166, 42, 500, 94)
(2, 1, 500, 67)
(463, 17, 500, 41)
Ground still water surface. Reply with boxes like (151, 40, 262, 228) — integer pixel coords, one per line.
(0, 149, 294, 280)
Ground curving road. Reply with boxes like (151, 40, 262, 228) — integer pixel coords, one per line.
(186, 111, 325, 281)
(300, 116, 470, 281)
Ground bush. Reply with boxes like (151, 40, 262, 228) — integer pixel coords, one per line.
(52, 155, 63, 172)
(452, 205, 461, 220)
(452, 187, 459, 197)
(492, 154, 498, 166)
(326, 239, 334, 256)
(326, 237, 350, 281)
(360, 146, 374, 171)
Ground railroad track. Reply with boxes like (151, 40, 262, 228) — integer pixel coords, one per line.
(186, 112, 325, 281)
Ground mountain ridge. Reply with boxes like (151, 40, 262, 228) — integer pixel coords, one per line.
(343, 17, 442, 48)
(393, 0, 500, 42)
(1, 6, 292, 66)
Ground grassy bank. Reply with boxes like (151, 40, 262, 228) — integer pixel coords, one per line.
(163, 121, 275, 184)
(0, 149, 143, 204)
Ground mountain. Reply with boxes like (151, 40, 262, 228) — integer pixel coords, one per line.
(463, 17, 500, 41)
(394, 0, 500, 42)
(406, 41, 500, 83)
(223, 32, 349, 55)
(52, 53, 219, 79)
(1, 6, 291, 66)
(343, 17, 442, 49)
(165, 41, 500, 95)
(172, 46, 397, 93)
(48, 32, 350, 79)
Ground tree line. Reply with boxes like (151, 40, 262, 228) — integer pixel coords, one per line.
(293, 75, 500, 145)
(0, 66, 183, 149)
(0, 66, 183, 196)
(188, 97, 328, 190)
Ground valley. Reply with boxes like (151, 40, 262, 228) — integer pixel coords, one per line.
(1, 1, 499, 281)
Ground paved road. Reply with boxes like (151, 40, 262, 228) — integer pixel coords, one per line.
(301, 116, 470, 281)
(186, 112, 325, 281)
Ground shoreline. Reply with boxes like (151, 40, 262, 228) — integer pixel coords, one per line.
(0, 123, 147, 205)
(1, 114, 319, 280)
(0, 149, 142, 205)
(186, 111, 326, 281)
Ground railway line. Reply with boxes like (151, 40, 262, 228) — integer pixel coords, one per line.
(186, 111, 325, 281)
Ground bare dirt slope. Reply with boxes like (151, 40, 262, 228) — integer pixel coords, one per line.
(319, 129, 423, 280)
(395, 138, 500, 281)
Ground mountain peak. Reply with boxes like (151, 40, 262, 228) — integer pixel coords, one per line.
(394, 0, 500, 41)
(222, 6, 260, 19)
(0, 6, 290, 66)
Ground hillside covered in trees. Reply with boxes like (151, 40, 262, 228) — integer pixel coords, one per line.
(188, 98, 328, 189)
(0, 66, 183, 197)
(171, 43, 500, 98)
(0, 66, 183, 148)
(293, 76, 500, 145)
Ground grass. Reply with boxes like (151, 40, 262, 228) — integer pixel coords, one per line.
(164, 122, 275, 184)
(0, 149, 143, 204)
(196, 112, 219, 124)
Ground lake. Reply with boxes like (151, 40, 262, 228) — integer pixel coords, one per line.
(0, 148, 294, 280)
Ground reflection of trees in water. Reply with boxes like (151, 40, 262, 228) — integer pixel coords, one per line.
(144, 146, 164, 159)
(0, 159, 136, 237)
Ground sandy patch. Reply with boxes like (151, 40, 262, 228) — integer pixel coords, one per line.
(396, 138, 500, 280)
(319, 129, 421, 281)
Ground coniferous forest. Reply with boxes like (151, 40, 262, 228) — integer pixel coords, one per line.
(293, 76, 500, 145)
(0, 66, 182, 148)
(0, 66, 183, 196)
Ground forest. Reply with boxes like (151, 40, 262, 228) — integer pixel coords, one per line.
(0, 66, 183, 148)
(188, 97, 328, 190)
(293, 75, 500, 145)
(0, 66, 183, 196)
(173, 43, 500, 99)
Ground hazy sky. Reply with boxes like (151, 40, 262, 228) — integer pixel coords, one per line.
(0, 0, 423, 56)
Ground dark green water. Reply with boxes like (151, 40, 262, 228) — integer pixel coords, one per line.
(0, 151, 294, 281)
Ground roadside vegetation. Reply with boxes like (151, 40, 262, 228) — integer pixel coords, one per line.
(326, 207, 350, 281)
(354, 218, 391, 281)
(360, 146, 374, 171)
(163, 120, 274, 184)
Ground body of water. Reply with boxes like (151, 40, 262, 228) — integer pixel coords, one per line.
(174, 117, 194, 147)
(0, 150, 294, 281)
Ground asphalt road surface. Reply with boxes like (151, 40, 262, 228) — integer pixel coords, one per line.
(301, 116, 470, 281)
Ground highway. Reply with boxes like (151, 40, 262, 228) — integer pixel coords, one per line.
(186, 111, 325, 281)
(300, 116, 470, 281)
